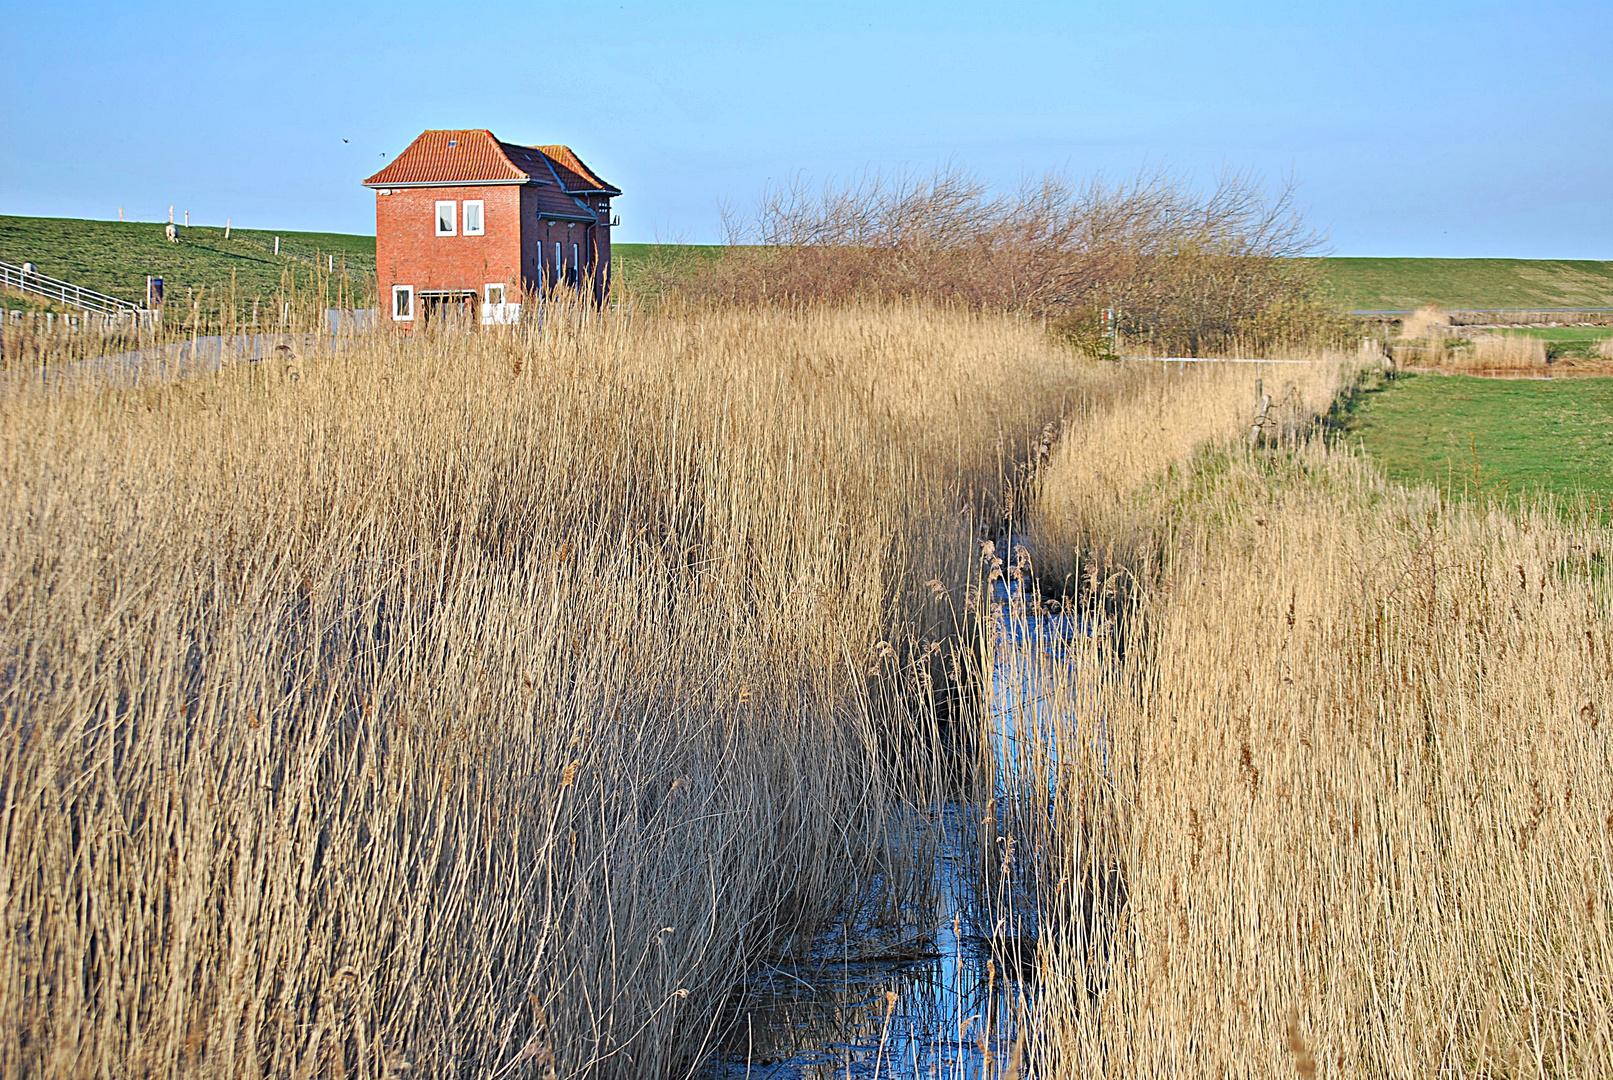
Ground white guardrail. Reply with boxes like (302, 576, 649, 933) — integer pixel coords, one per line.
(1, 259, 156, 324)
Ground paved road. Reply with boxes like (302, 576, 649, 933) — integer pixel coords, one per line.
(1, 332, 326, 399)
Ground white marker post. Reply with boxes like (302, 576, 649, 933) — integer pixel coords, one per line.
(274, 236, 280, 256)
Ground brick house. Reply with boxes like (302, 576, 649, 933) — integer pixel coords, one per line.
(363, 129, 620, 327)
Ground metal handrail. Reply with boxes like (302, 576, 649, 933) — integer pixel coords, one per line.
(0, 259, 142, 316)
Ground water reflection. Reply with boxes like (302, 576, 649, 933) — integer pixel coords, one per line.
(711, 554, 1098, 1078)
(710, 811, 1029, 1079)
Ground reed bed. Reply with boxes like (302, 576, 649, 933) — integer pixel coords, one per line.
(1400, 331, 1551, 376)
(1019, 365, 1613, 1077)
(0, 302, 1089, 1078)
(1027, 352, 1360, 584)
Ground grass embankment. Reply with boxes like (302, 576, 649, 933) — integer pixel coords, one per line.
(1017, 361, 1613, 1076)
(1315, 256, 1613, 311)
(0, 303, 1090, 1077)
(0, 215, 705, 313)
(1341, 372, 1613, 505)
(0, 214, 377, 309)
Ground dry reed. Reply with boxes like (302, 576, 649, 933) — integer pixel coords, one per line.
(0, 302, 1089, 1078)
(1018, 360, 1613, 1077)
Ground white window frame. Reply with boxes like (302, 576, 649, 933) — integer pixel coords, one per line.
(483, 283, 505, 306)
(463, 200, 485, 236)
(434, 200, 457, 236)
(392, 284, 414, 321)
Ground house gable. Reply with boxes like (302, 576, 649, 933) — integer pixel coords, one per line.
(369, 128, 618, 321)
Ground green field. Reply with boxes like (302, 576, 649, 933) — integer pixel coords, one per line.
(1313, 257, 1613, 313)
(1340, 372, 1613, 505)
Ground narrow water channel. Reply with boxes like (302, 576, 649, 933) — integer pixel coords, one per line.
(710, 549, 1093, 1079)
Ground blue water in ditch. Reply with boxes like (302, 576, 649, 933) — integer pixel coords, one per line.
(708, 558, 1103, 1079)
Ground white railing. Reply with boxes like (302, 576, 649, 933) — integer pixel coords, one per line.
(0, 259, 148, 319)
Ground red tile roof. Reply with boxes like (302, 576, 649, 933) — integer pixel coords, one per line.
(364, 130, 529, 186)
(364, 130, 619, 196)
(530, 144, 621, 194)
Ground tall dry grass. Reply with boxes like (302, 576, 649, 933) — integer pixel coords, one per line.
(1399, 331, 1551, 376)
(1017, 365, 1613, 1076)
(1397, 303, 1451, 342)
(0, 303, 1089, 1078)
(1026, 351, 1365, 584)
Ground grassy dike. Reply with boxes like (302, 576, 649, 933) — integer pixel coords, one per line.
(0, 214, 710, 311)
(1313, 256, 1613, 311)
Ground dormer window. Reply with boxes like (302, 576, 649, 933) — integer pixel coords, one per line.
(463, 200, 484, 235)
(435, 201, 456, 236)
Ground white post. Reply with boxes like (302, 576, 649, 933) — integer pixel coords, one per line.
(184, 211, 189, 227)
(169, 205, 174, 224)
(119, 206, 124, 221)
(274, 236, 280, 256)
(224, 219, 231, 239)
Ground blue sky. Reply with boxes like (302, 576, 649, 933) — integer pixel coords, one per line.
(3, 1, 1609, 256)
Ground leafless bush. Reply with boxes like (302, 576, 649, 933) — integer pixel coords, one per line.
(686, 166, 1339, 354)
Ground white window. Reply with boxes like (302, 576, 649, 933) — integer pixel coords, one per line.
(484, 283, 505, 306)
(392, 285, 414, 321)
(463, 200, 484, 236)
(435, 201, 456, 236)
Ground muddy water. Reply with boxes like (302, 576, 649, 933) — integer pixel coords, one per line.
(710, 565, 1091, 1079)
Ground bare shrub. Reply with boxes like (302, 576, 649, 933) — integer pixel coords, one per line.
(1397, 302, 1450, 341)
(686, 167, 1339, 355)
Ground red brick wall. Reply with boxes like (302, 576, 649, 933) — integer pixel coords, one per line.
(517, 189, 614, 305)
(518, 187, 559, 293)
(592, 197, 612, 304)
(375, 185, 522, 324)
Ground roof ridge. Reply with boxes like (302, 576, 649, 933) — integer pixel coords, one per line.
(363, 130, 617, 193)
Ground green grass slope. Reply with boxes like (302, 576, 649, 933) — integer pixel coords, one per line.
(1314, 257, 1613, 312)
(0, 216, 710, 308)
(0, 215, 376, 307)
(1341, 372, 1613, 505)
